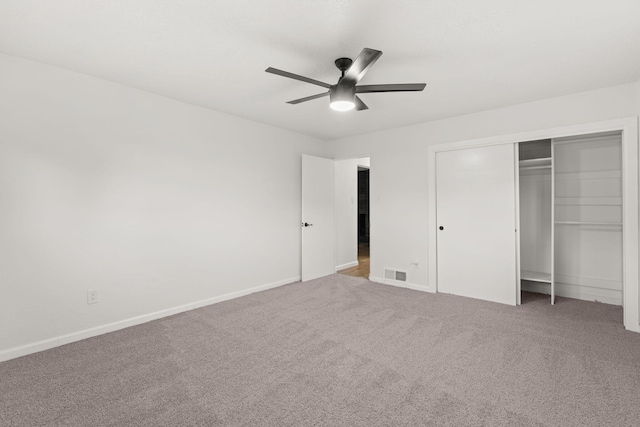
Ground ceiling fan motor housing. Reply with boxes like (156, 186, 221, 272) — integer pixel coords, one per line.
(330, 84, 355, 104)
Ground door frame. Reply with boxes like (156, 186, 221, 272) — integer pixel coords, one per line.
(427, 117, 639, 332)
(333, 155, 372, 278)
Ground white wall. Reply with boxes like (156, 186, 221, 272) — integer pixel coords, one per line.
(637, 79, 640, 313)
(637, 79, 640, 116)
(0, 54, 330, 359)
(331, 83, 640, 289)
(334, 157, 369, 270)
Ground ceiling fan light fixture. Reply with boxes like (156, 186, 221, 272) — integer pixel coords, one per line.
(330, 100, 355, 112)
(329, 85, 355, 112)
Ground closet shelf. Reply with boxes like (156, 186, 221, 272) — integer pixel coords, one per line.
(555, 197, 622, 207)
(555, 221, 622, 227)
(521, 270, 552, 284)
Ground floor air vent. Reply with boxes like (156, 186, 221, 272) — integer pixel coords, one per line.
(384, 268, 407, 282)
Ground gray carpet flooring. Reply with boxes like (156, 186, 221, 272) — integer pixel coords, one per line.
(2, 274, 640, 426)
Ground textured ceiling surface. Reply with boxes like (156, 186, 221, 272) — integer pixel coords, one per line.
(1, 0, 640, 140)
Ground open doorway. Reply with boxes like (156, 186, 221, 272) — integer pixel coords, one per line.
(336, 157, 370, 279)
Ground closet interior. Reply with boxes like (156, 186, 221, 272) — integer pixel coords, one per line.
(518, 132, 623, 306)
(519, 140, 554, 303)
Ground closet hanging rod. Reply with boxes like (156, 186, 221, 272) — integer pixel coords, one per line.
(519, 157, 552, 164)
(519, 158, 552, 169)
(520, 165, 552, 170)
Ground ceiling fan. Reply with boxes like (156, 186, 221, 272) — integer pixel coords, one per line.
(265, 48, 426, 112)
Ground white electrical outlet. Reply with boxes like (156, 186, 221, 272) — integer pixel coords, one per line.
(87, 289, 98, 305)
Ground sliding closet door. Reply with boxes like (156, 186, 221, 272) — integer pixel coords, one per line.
(436, 144, 518, 305)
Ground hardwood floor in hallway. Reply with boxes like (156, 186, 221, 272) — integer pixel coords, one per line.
(337, 243, 370, 279)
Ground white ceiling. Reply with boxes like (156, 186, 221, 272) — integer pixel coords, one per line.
(1, 0, 640, 140)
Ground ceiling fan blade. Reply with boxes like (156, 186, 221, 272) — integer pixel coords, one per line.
(354, 96, 369, 111)
(356, 83, 426, 93)
(287, 92, 329, 105)
(340, 48, 383, 86)
(265, 67, 332, 89)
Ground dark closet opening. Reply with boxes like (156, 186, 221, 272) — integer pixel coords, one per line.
(358, 167, 370, 245)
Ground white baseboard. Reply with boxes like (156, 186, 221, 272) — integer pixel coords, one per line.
(335, 261, 358, 271)
(369, 276, 434, 293)
(0, 276, 300, 363)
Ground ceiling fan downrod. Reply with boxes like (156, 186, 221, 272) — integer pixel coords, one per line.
(334, 58, 353, 78)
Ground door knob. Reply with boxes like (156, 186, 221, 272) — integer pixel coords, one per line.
(439, 226, 444, 230)
(302, 222, 313, 227)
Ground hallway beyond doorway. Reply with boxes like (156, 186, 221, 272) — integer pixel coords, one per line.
(337, 243, 369, 279)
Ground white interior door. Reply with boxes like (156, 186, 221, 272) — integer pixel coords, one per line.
(436, 144, 518, 305)
(301, 154, 335, 281)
